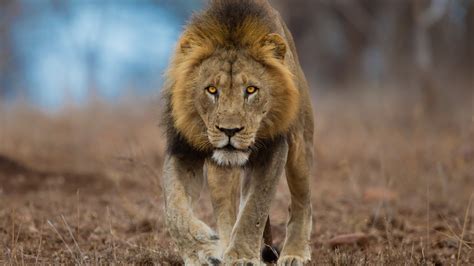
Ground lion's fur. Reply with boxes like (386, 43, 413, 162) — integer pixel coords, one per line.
(164, 0, 300, 151)
(161, 0, 314, 264)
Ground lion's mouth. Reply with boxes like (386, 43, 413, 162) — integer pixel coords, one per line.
(218, 144, 249, 153)
(222, 144, 237, 151)
(212, 145, 251, 166)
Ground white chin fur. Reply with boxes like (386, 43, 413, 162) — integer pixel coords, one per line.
(212, 150, 249, 167)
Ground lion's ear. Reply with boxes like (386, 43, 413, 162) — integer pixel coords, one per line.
(259, 33, 287, 61)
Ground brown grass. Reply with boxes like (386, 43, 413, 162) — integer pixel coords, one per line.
(0, 91, 473, 265)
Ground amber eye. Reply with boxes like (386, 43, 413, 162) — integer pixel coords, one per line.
(206, 86, 218, 95)
(246, 86, 258, 95)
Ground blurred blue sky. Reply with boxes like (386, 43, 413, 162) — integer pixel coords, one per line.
(4, 0, 202, 109)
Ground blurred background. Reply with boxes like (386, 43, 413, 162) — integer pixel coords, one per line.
(0, 0, 200, 109)
(1, 0, 472, 110)
(1, 1, 473, 264)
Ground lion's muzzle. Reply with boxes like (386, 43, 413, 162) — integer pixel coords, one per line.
(209, 126, 253, 166)
(216, 126, 244, 137)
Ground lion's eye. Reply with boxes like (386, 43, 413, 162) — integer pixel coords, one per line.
(206, 86, 218, 95)
(246, 86, 258, 95)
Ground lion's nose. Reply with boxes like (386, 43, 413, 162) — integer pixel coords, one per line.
(216, 126, 244, 137)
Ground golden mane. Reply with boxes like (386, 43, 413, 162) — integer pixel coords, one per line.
(164, 0, 300, 150)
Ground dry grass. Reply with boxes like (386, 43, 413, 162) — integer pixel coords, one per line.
(0, 91, 473, 265)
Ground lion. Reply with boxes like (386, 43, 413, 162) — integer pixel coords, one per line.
(161, 0, 314, 265)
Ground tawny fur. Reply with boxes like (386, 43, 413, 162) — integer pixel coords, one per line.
(161, 0, 314, 265)
(168, 6, 299, 150)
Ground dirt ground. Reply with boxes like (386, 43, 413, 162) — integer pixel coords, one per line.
(0, 91, 473, 265)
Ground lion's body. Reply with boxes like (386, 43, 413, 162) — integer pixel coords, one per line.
(161, 0, 314, 265)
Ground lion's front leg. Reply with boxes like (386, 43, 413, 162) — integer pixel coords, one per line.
(163, 155, 222, 265)
(278, 132, 313, 266)
(223, 139, 288, 265)
(207, 163, 241, 249)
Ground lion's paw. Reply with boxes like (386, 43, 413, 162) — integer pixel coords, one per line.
(223, 247, 264, 266)
(203, 256, 223, 265)
(277, 255, 310, 266)
(185, 255, 222, 266)
(183, 241, 223, 265)
(223, 258, 263, 266)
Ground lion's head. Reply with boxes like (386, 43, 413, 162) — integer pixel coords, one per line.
(165, 6, 299, 166)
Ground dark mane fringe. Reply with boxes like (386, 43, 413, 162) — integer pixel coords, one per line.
(208, 0, 271, 30)
(185, 0, 276, 48)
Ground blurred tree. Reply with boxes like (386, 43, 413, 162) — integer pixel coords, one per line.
(414, 0, 449, 115)
(273, 0, 473, 95)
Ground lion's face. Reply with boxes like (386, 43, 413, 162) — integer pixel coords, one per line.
(170, 31, 299, 167)
(194, 51, 275, 166)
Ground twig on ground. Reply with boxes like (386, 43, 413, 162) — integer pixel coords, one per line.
(426, 174, 431, 254)
(457, 193, 473, 266)
(107, 207, 118, 262)
(47, 220, 81, 265)
(61, 215, 84, 264)
(34, 222, 43, 266)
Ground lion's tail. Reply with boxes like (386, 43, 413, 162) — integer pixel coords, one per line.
(262, 216, 279, 263)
